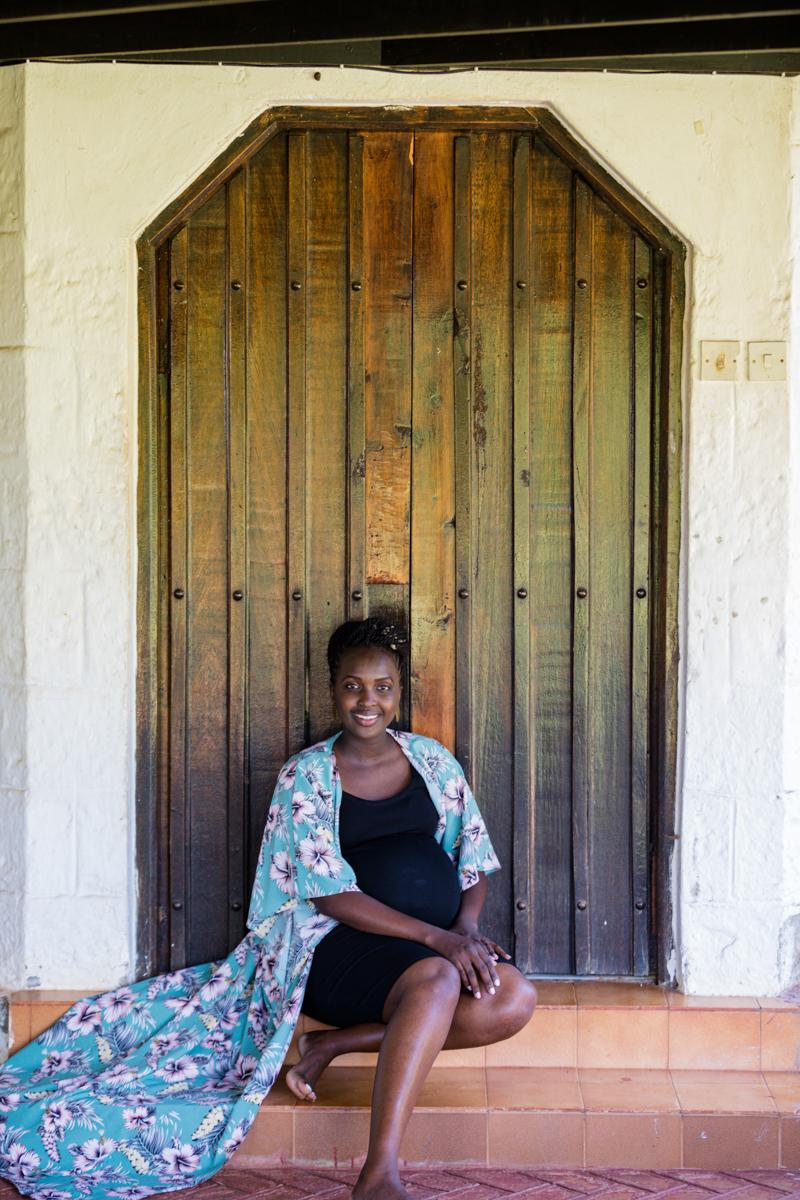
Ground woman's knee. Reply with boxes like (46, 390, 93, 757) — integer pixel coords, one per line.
(498, 969, 537, 1032)
(406, 955, 461, 1000)
(382, 956, 460, 1022)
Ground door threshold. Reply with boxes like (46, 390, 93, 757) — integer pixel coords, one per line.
(526, 974, 659, 984)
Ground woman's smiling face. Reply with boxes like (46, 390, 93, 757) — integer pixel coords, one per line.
(331, 647, 401, 743)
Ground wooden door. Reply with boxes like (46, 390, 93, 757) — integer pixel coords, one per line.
(142, 112, 681, 979)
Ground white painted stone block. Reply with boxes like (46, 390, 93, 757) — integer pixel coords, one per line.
(26, 789, 76, 897)
(733, 791, 787, 901)
(0, 787, 25, 892)
(682, 900, 786, 996)
(26, 688, 127, 792)
(682, 789, 735, 905)
(75, 789, 128, 897)
(25, 570, 85, 688)
(24, 894, 129, 991)
(682, 686, 781, 798)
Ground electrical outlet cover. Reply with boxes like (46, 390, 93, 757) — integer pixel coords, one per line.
(700, 341, 739, 380)
(747, 341, 787, 381)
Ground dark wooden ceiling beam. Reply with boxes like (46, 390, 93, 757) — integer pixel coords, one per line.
(382, 12, 800, 65)
(2, 0, 800, 59)
(0, 0, 267, 21)
(3, 0, 799, 23)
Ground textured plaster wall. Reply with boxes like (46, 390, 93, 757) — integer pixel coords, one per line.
(0, 61, 797, 996)
(0, 66, 26, 991)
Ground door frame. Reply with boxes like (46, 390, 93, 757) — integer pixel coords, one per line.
(135, 105, 685, 983)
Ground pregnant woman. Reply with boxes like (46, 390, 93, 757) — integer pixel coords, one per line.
(0, 617, 536, 1200)
(288, 618, 538, 1200)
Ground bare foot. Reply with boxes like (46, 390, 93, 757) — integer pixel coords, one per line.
(351, 1167, 413, 1200)
(285, 1030, 340, 1102)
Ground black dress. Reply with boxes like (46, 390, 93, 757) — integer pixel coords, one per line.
(301, 765, 462, 1026)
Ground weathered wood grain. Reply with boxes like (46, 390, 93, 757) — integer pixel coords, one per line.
(411, 131, 457, 750)
(572, 178, 592, 976)
(287, 133, 308, 755)
(364, 132, 413, 588)
(657, 244, 685, 984)
(632, 236, 653, 977)
(227, 169, 248, 949)
(512, 133, 533, 969)
(168, 225, 188, 970)
(468, 131, 515, 954)
(184, 187, 230, 967)
(585, 195, 635, 976)
(246, 135, 289, 893)
(530, 142, 576, 976)
(347, 133, 367, 623)
(153, 245, 172, 975)
(306, 129, 349, 744)
(453, 134, 473, 784)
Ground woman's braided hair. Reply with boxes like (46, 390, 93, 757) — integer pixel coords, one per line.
(327, 617, 409, 685)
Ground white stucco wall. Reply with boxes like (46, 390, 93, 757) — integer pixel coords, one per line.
(0, 60, 798, 998)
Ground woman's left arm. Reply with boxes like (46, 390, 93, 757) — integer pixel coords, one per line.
(449, 872, 511, 961)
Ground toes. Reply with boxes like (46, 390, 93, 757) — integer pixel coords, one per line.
(287, 1070, 316, 1102)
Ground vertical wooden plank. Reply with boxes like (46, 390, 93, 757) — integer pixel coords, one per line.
(155, 245, 172, 974)
(348, 134, 367, 623)
(572, 179, 592, 975)
(530, 145, 576, 976)
(136, 239, 161, 977)
(586, 196, 635, 975)
(363, 131, 413, 728)
(632, 236, 653, 976)
(411, 131, 456, 750)
(655, 243, 684, 984)
(306, 130, 349, 743)
(168, 226, 188, 970)
(512, 134, 533, 968)
(453, 135, 473, 783)
(287, 133, 308, 753)
(469, 131, 515, 952)
(227, 169, 247, 948)
(363, 132, 413, 587)
(184, 187, 229, 966)
(246, 135, 289, 890)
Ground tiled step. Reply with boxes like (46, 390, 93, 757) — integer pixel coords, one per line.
(8, 983, 800, 1072)
(302, 983, 800, 1073)
(6, 985, 800, 1172)
(238, 1065, 800, 1172)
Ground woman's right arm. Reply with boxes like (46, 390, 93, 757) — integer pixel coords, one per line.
(312, 892, 502, 998)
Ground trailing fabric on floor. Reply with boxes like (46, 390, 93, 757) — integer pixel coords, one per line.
(0, 731, 499, 1200)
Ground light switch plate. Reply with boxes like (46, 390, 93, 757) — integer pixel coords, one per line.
(700, 341, 739, 380)
(748, 341, 787, 381)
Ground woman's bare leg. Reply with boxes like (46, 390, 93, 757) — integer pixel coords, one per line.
(287, 1024, 385, 1101)
(287, 964, 537, 1101)
(351, 956, 461, 1200)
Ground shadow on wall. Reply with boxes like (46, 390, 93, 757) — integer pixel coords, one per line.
(0, 994, 9, 1064)
(779, 912, 800, 994)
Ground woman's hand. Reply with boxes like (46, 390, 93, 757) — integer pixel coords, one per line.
(449, 916, 511, 964)
(428, 927, 503, 1000)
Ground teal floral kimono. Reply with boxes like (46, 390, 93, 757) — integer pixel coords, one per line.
(0, 731, 499, 1200)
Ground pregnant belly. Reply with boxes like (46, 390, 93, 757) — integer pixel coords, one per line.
(345, 833, 462, 929)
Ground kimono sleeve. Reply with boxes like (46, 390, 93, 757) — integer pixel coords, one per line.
(247, 750, 358, 931)
(429, 741, 501, 891)
(455, 775, 501, 890)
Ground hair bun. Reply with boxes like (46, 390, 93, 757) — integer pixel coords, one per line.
(327, 617, 408, 684)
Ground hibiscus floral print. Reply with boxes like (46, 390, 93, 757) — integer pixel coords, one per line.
(0, 732, 497, 1200)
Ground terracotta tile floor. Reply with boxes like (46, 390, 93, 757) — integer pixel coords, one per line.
(3, 1165, 800, 1200)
